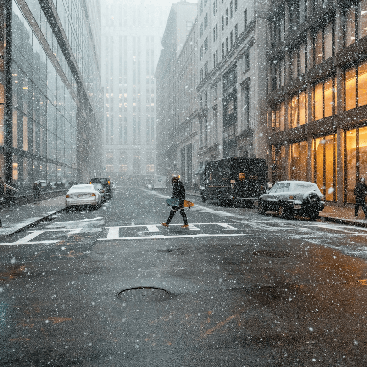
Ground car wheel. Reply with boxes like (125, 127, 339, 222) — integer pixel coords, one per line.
(309, 211, 319, 220)
(279, 205, 293, 219)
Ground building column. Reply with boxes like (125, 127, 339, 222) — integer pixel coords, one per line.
(4, 0, 12, 184)
(336, 66, 345, 204)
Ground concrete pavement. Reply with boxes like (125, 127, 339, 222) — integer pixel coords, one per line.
(0, 195, 66, 237)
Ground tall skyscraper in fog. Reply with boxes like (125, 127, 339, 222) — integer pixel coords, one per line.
(101, 0, 170, 183)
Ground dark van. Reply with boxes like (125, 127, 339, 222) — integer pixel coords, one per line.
(89, 178, 112, 198)
(201, 157, 267, 207)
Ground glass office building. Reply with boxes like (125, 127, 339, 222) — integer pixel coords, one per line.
(267, 0, 367, 204)
(0, 0, 102, 188)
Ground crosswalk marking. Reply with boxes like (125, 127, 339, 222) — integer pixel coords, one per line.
(217, 223, 237, 230)
(146, 225, 160, 232)
(98, 233, 250, 241)
(189, 224, 200, 231)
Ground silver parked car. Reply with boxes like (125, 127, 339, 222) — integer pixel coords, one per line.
(258, 181, 325, 220)
(65, 184, 102, 209)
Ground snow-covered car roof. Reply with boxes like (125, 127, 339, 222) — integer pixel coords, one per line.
(68, 184, 95, 192)
(269, 181, 322, 194)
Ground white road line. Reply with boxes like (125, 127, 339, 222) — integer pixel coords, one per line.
(98, 233, 250, 241)
(189, 224, 200, 231)
(146, 225, 160, 232)
(106, 226, 120, 239)
(14, 230, 45, 244)
(217, 223, 237, 230)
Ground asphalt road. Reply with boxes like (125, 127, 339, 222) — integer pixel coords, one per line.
(1, 186, 367, 366)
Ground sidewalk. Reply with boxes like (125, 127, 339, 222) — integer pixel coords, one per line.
(320, 204, 367, 227)
(0, 195, 66, 237)
(186, 190, 367, 228)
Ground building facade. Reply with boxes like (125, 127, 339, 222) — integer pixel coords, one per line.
(156, 0, 270, 188)
(101, 0, 170, 184)
(196, 0, 269, 169)
(266, 0, 367, 204)
(156, 0, 199, 186)
(1, 0, 102, 188)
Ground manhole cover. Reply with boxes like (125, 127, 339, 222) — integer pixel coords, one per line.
(117, 287, 174, 302)
(252, 250, 290, 258)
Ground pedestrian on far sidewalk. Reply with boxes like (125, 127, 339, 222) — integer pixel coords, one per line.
(162, 176, 189, 228)
(354, 177, 367, 217)
(33, 181, 41, 201)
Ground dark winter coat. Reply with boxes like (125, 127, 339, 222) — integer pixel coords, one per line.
(354, 181, 367, 204)
(172, 181, 185, 201)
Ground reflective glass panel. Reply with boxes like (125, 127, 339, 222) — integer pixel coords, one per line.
(358, 62, 367, 106)
(345, 68, 357, 111)
(314, 83, 323, 120)
(346, 129, 357, 203)
(346, 6, 356, 46)
(324, 79, 333, 117)
(324, 135, 335, 201)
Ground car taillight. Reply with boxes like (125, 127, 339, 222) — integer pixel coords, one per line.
(91, 193, 96, 197)
(66, 195, 70, 198)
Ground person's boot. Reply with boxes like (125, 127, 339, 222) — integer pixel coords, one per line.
(181, 224, 189, 228)
(162, 222, 169, 227)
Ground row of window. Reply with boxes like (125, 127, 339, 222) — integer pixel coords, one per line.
(271, 60, 367, 131)
(272, 126, 367, 203)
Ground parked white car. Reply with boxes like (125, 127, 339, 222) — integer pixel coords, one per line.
(258, 181, 325, 220)
(65, 184, 102, 208)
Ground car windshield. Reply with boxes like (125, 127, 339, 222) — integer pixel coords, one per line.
(269, 182, 291, 193)
(93, 183, 103, 190)
(69, 184, 94, 192)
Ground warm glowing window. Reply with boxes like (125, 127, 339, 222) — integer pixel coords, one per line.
(358, 62, 367, 106)
(12, 110, 17, 148)
(345, 68, 357, 111)
(359, 127, 367, 186)
(290, 141, 308, 181)
(324, 79, 333, 117)
(0, 105, 3, 146)
(314, 138, 324, 192)
(291, 95, 298, 128)
(314, 83, 323, 120)
(12, 162, 18, 181)
(23, 116, 28, 151)
(324, 135, 336, 201)
(299, 92, 307, 125)
(346, 129, 357, 203)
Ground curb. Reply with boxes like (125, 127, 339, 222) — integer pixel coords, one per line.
(321, 215, 367, 228)
(0, 207, 66, 238)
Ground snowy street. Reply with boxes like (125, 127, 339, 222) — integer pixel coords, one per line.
(1, 186, 367, 365)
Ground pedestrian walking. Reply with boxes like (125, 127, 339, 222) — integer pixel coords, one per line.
(162, 176, 189, 228)
(33, 181, 41, 201)
(354, 177, 367, 217)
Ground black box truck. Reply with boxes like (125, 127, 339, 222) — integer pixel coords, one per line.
(200, 157, 268, 207)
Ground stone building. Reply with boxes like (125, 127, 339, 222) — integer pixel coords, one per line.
(196, 0, 269, 173)
(266, 0, 367, 204)
(101, 0, 170, 184)
(156, 0, 270, 188)
(156, 0, 198, 186)
(2, 0, 102, 187)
